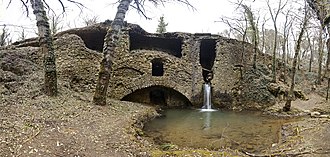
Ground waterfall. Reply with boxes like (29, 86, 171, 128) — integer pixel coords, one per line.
(203, 83, 212, 109)
(201, 83, 217, 112)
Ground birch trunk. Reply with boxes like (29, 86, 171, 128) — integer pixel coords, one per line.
(30, 0, 57, 96)
(93, 0, 132, 105)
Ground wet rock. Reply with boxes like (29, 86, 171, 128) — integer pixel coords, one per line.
(303, 110, 311, 113)
(310, 111, 321, 118)
(319, 115, 330, 118)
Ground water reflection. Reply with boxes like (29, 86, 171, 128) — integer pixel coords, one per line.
(144, 109, 294, 153)
(202, 112, 211, 130)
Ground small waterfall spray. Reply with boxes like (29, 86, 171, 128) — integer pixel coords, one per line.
(201, 83, 217, 112)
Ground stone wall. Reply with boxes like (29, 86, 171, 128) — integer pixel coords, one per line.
(107, 24, 274, 109)
(8, 21, 275, 110)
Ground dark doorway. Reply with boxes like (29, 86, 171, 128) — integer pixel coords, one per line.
(152, 59, 164, 76)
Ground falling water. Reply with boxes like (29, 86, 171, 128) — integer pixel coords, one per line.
(201, 83, 217, 112)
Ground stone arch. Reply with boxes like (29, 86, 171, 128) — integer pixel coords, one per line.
(121, 85, 192, 108)
(122, 78, 190, 98)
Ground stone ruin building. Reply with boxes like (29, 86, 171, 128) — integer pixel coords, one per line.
(9, 20, 276, 110)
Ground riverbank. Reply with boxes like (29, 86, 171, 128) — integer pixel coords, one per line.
(0, 81, 247, 156)
(1, 73, 330, 156)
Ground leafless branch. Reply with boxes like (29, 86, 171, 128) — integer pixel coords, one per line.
(127, 0, 196, 20)
(57, 0, 66, 12)
(215, 16, 246, 36)
(66, 0, 86, 11)
(0, 24, 34, 29)
(6, 0, 13, 9)
(20, 0, 29, 16)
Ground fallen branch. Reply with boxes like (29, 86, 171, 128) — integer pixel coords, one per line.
(22, 127, 41, 144)
(15, 127, 41, 156)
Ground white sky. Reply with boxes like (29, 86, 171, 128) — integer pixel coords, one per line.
(0, 0, 299, 42)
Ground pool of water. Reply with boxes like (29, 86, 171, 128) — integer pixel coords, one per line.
(144, 109, 293, 153)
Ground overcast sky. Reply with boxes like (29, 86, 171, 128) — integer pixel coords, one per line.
(0, 0, 295, 41)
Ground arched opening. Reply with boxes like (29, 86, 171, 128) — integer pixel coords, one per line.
(152, 59, 164, 76)
(200, 39, 216, 82)
(121, 86, 192, 108)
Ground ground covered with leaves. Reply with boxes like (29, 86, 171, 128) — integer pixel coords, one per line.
(1, 35, 330, 156)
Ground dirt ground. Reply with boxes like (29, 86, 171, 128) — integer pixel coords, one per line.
(245, 93, 330, 157)
(1, 42, 330, 156)
(0, 70, 245, 156)
(1, 72, 330, 157)
(0, 74, 157, 156)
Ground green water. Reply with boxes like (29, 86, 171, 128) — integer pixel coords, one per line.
(144, 109, 291, 153)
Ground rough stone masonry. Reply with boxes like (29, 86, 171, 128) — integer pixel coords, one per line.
(10, 20, 276, 110)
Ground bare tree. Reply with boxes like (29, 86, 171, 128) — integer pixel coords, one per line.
(216, 16, 248, 41)
(266, 0, 288, 82)
(19, 27, 27, 41)
(306, 30, 314, 72)
(297, 37, 309, 70)
(0, 25, 11, 46)
(220, 29, 232, 38)
(283, 1, 309, 112)
(49, 13, 64, 35)
(93, 0, 194, 105)
(260, 16, 269, 53)
(281, 10, 294, 84)
(241, 4, 259, 68)
(82, 15, 99, 26)
(308, 0, 330, 89)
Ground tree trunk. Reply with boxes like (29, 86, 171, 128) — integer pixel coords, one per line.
(252, 35, 258, 69)
(327, 78, 330, 101)
(262, 23, 265, 53)
(317, 26, 324, 85)
(324, 39, 330, 78)
(282, 36, 288, 84)
(272, 26, 278, 82)
(307, 31, 314, 72)
(283, 6, 308, 112)
(30, 0, 57, 96)
(325, 25, 330, 101)
(241, 4, 258, 69)
(93, 0, 132, 105)
(297, 49, 307, 70)
(287, 37, 290, 64)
